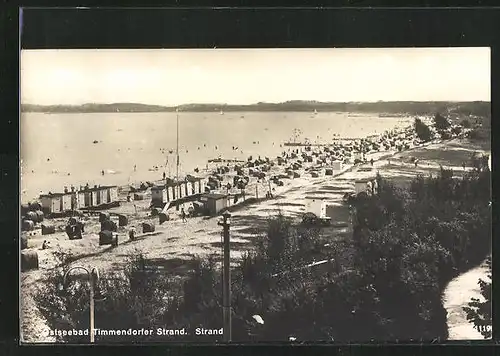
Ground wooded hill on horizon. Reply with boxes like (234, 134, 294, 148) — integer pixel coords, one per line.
(21, 100, 491, 117)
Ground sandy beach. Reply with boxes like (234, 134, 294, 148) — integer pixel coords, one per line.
(20, 111, 413, 203)
(20, 132, 491, 342)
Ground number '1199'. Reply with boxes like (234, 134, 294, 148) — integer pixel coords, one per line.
(474, 325, 492, 332)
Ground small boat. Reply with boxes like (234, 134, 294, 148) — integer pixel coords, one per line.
(93, 140, 99, 144)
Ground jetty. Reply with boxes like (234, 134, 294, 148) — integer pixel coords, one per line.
(208, 158, 245, 163)
(284, 139, 363, 147)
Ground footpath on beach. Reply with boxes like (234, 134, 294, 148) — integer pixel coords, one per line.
(442, 258, 491, 340)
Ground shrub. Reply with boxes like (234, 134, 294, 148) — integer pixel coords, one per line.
(460, 119, 472, 129)
(433, 113, 451, 131)
(467, 128, 490, 142)
(414, 118, 432, 142)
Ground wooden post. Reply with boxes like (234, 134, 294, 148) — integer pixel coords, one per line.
(89, 276, 95, 343)
(218, 212, 232, 342)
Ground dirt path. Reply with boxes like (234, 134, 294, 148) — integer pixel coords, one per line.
(442, 258, 490, 340)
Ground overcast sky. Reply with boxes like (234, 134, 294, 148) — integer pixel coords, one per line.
(20, 48, 490, 106)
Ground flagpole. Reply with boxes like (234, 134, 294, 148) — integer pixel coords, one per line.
(176, 108, 180, 210)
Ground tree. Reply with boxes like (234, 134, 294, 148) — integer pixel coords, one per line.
(463, 256, 492, 339)
(414, 118, 432, 142)
(433, 113, 451, 131)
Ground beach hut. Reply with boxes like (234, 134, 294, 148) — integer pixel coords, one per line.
(332, 161, 343, 171)
(200, 178, 207, 192)
(201, 193, 228, 216)
(186, 181, 194, 196)
(167, 185, 175, 200)
(40, 193, 62, 214)
(99, 189, 107, 205)
(178, 182, 185, 198)
(92, 189, 99, 206)
(61, 193, 72, 211)
(21, 250, 39, 272)
(71, 193, 79, 210)
(305, 198, 324, 217)
(93, 185, 119, 205)
(151, 186, 167, 207)
(80, 190, 92, 208)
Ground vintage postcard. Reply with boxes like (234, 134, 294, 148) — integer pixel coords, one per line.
(20, 48, 491, 343)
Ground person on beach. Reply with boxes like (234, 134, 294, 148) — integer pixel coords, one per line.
(181, 208, 187, 222)
(101, 170, 105, 176)
(414, 159, 419, 168)
(134, 165, 137, 172)
(370, 158, 374, 166)
(462, 161, 466, 170)
(163, 172, 166, 180)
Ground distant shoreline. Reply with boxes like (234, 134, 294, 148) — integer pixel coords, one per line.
(21, 101, 490, 116)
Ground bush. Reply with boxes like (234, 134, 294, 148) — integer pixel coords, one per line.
(414, 118, 432, 142)
(460, 119, 472, 129)
(467, 128, 490, 142)
(433, 113, 451, 131)
(34, 252, 178, 343)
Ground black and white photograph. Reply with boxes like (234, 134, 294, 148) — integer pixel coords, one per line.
(20, 48, 491, 343)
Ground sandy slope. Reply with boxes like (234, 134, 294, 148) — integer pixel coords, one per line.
(20, 138, 491, 343)
(442, 259, 491, 340)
